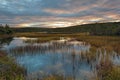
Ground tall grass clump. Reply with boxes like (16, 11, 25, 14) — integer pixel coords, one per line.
(0, 51, 25, 80)
(96, 55, 120, 80)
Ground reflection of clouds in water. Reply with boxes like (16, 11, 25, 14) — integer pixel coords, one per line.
(3, 37, 120, 80)
(78, 70, 95, 80)
(111, 52, 120, 66)
(8, 37, 90, 55)
(45, 63, 64, 74)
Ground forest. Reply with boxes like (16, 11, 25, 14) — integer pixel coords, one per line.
(12, 22, 120, 36)
(1, 22, 120, 36)
(0, 24, 13, 35)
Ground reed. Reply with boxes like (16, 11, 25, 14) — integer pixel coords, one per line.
(96, 55, 120, 80)
(0, 51, 26, 80)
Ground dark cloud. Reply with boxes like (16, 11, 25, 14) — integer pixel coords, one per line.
(0, 0, 120, 27)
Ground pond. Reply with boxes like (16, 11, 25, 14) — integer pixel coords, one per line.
(0, 37, 120, 80)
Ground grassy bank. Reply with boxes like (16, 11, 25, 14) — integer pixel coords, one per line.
(0, 51, 25, 80)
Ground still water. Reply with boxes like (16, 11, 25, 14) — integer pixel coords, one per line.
(0, 37, 120, 80)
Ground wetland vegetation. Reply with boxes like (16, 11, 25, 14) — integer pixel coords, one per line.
(0, 22, 120, 80)
(0, 51, 25, 80)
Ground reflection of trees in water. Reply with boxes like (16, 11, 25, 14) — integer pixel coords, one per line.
(0, 37, 13, 48)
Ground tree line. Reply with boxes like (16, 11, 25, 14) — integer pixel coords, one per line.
(13, 22, 120, 36)
(0, 22, 120, 36)
(0, 24, 13, 34)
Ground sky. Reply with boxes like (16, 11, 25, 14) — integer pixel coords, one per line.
(0, 0, 120, 28)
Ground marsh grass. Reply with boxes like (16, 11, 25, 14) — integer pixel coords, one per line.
(41, 75, 73, 80)
(5, 32, 120, 53)
(0, 32, 120, 80)
(24, 37, 60, 43)
(75, 36, 120, 54)
(80, 46, 97, 65)
(12, 32, 120, 53)
(80, 46, 120, 80)
(9, 42, 73, 55)
(96, 54, 120, 80)
(0, 51, 25, 80)
(13, 32, 88, 37)
(14, 32, 120, 49)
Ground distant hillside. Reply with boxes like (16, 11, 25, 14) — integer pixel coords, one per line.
(13, 22, 120, 35)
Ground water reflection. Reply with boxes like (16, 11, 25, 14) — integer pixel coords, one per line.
(0, 37, 13, 48)
(2, 37, 120, 80)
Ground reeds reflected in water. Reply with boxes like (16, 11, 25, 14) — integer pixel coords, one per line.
(2, 37, 120, 80)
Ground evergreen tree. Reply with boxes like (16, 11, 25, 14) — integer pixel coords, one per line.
(0, 24, 13, 34)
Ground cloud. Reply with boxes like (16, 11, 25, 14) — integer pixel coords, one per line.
(0, 0, 120, 28)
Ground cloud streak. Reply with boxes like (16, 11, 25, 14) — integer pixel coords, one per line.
(0, 0, 120, 28)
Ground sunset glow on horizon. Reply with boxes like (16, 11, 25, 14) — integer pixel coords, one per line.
(0, 0, 120, 28)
